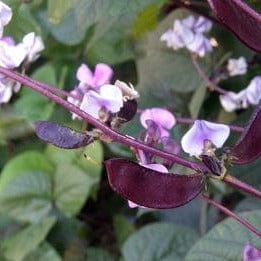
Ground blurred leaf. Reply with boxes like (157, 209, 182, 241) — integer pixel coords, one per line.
(235, 198, 261, 212)
(137, 9, 205, 100)
(5, 3, 41, 42)
(85, 247, 115, 261)
(24, 242, 61, 261)
(0, 107, 33, 144)
(15, 64, 57, 122)
(1, 217, 56, 261)
(184, 211, 261, 261)
(132, 4, 160, 38)
(122, 222, 199, 261)
(39, 0, 162, 45)
(189, 85, 207, 118)
(113, 215, 135, 248)
(0, 151, 53, 223)
(47, 0, 71, 24)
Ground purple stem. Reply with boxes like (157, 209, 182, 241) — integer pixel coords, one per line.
(0, 67, 204, 171)
(176, 117, 244, 133)
(202, 194, 261, 237)
(224, 174, 261, 199)
(191, 55, 228, 95)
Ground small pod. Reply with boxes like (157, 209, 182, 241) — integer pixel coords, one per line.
(35, 121, 93, 149)
(105, 158, 203, 209)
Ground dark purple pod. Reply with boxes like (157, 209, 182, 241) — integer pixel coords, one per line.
(208, 0, 261, 52)
(105, 158, 203, 209)
(117, 99, 138, 122)
(35, 121, 93, 149)
(229, 101, 261, 164)
(200, 155, 222, 176)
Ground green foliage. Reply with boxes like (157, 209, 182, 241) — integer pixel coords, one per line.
(185, 211, 261, 261)
(1, 217, 56, 261)
(122, 223, 199, 261)
(15, 64, 57, 122)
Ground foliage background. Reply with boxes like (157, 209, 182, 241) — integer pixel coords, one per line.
(0, 0, 260, 260)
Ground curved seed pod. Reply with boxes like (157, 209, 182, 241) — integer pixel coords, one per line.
(208, 0, 261, 52)
(229, 101, 261, 164)
(200, 155, 222, 176)
(35, 121, 93, 149)
(105, 158, 203, 209)
(117, 99, 138, 122)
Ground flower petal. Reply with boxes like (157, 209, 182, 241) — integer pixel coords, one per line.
(76, 64, 94, 87)
(181, 120, 230, 156)
(0, 2, 12, 37)
(245, 76, 261, 105)
(140, 108, 176, 132)
(93, 63, 113, 87)
(227, 57, 248, 76)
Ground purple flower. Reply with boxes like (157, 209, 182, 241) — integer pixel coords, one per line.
(160, 15, 213, 57)
(128, 163, 168, 208)
(0, 78, 20, 104)
(76, 63, 113, 91)
(181, 120, 230, 156)
(243, 244, 261, 261)
(0, 1, 12, 37)
(140, 108, 176, 137)
(246, 76, 261, 105)
(80, 84, 123, 120)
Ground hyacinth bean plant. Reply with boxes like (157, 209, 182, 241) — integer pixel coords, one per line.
(0, 0, 260, 260)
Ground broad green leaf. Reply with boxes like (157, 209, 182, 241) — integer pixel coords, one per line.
(122, 222, 199, 261)
(0, 151, 53, 222)
(15, 64, 57, 122)
(1, 217, 56, 261)
(189, 85, 207, 118)
(39, 0, 163, 45)
(184, 211, 261, 261)
(113, 215, 135, 248)
(53, 164, 95, 216)
(235, 198, 261, 212)
(23, 242, 61, 261)
(136, 9, 205, 98)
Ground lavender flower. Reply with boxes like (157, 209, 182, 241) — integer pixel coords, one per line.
(76, 63, 113, 91)
(140, 108, 176, 137)
(227, 57, 248, 76)
(243, 244, 261, 261)
(181, 120, 230, 156)
(160, 15, 213, 57)
(0, 1, 12, 37)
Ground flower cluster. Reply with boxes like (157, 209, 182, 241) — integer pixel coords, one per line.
(68, 63, 139, 123)
(160, 15, 213, 57)
(243, 244, 261, 261)
(220, 76, 261, 112)
(0, 1, 44, 104)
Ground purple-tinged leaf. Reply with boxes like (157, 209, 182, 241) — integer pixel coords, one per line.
(105, 158, 203, 209)
(35, 121, 93, 149)
(208, 0, 261, 52)
(229, 101, 261, 164)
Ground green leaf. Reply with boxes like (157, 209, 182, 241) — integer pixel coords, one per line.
(5, 3, 41, 42)
(184, 211, 261, 261)
(53, 164, 95, 216)
(47, 0, 72, 24)
(189, 85, 207, 118)
(0, 151, 53, 223)
(122, 222, 199, 261)
(1, 217, 56, 261)
(113, 215, 135, 249)
(39, 0, 162, 45)
(136, 9, 205, 97)
(23, 242, 61, 261)
(15, 64, 57, 122)
(85, 247, 115, 261)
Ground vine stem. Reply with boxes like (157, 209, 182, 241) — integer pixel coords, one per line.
(176, 117, 244, 133)
(202, 194, 261, 237)
(191, 54, 228, 95)
(0, 67, 204, 171)
(223, 174, 261, 199)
